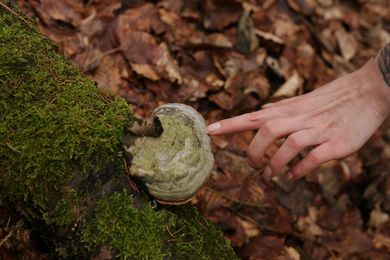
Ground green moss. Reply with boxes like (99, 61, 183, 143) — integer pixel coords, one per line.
(82, 191, 166, 259)
(82, 191, 238, 259)
(42, 188, 78, 227)
(0, 9, 133, 225)
(166, 206, 238, 259)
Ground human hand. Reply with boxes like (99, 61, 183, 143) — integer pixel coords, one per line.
(207, 57, 390, 180)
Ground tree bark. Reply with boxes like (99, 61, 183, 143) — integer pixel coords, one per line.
(0, 6, 236, 259)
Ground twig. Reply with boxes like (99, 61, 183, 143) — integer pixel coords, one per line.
(5, 217, 11, 229)
(0, 230, 13, 247)
(165, 224, 174, 238)
(85, 47, 121, 72)
(172, 225, 185, 236)
(0, 1, 32, 27)
(6, 141, 20, 153)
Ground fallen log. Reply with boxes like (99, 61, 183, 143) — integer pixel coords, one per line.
(0, 6, 236, 259)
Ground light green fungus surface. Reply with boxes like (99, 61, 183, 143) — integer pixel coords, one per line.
(126, 104, 214, 203)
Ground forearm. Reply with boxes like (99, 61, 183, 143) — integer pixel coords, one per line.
(355, 44, 390, 119)
(378, 42, 390, 87)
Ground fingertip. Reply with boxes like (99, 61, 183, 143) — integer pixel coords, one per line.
(206, 122, 221, 134)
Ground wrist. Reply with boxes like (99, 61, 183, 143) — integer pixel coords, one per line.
(356, 57, 390, 119)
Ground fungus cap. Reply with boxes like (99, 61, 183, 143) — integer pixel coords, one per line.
(124, 103, 214, 204)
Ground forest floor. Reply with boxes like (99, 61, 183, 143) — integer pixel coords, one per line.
(2, 0, 390, 259)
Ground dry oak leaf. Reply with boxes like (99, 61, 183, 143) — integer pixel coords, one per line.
(193, 186, 232, 216)
(26, 0, 84, 28)
(202, 0, 243, 30)
(369, 206, 389, 228)
(238, 235, 287, 260)
(159, 8, 232, 49)
(158, 8, 203, 45)
(373, 233, 390, 251)
(240, 218, 260, 238)
(209, 208, 248, 247)
(296, 206, 324, 238)
(335, 26, 359, 61)
(272, 70, 303, 98)
(86, 0, 122, 18)
(286, 0, 314, 16)
(326, 228, 374, 257)
(117, 3, 165, 33)
(117, 30, 182, 84)
(92, 53, 128, 93)
(209, 91, 236, 111)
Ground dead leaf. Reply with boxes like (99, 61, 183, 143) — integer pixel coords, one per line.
(325, 228, 374, 257)
(92, 53, 128, 93)
(285, 246, 300, 260)
(255, 29, 285, 45)
(369, 206, 389, 228)
(240, 219, 261, 238)
(276, 180, 313, 215)
(335, 26, 359, 61)
(272, 70, 303, 98)
(238, 235, 286, 259)
(209, 91, 236, 111)
(202, 0, 243, 30)
(286, 0, 314, 16)
(117, 30, 182, 83)
(373, 233, 390, 251)
(117, 3, 164, 33)
(297, 207, 324, 238)
(244, 71, 270, 99)
(209, 209, 248, 247)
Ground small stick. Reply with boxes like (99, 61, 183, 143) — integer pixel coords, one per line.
(0, 1, 32, 27)
(0, 230, 13, 247)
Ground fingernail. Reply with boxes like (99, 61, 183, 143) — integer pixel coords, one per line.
(264, 166, 272, 178)
(207, 122, 221, 134)
(285, 171, 293, 180)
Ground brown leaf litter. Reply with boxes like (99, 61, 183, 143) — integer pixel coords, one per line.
(13, 0, 390, 259)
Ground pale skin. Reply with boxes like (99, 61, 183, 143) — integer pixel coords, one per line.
(207, 52, 390, 181)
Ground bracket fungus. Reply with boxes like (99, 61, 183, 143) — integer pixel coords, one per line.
(123, 103, 214, 205)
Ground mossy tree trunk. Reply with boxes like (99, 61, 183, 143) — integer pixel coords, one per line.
(0, 7, 236, 259)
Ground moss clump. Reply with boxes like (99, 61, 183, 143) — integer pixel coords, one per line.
(167, 206, 238, 259)
(82, 191, 237, 259)
(0, 8, 132, 225)
(82, 191, 166, 259)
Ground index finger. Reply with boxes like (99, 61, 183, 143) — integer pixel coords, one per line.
(207, 110, 269, 135)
